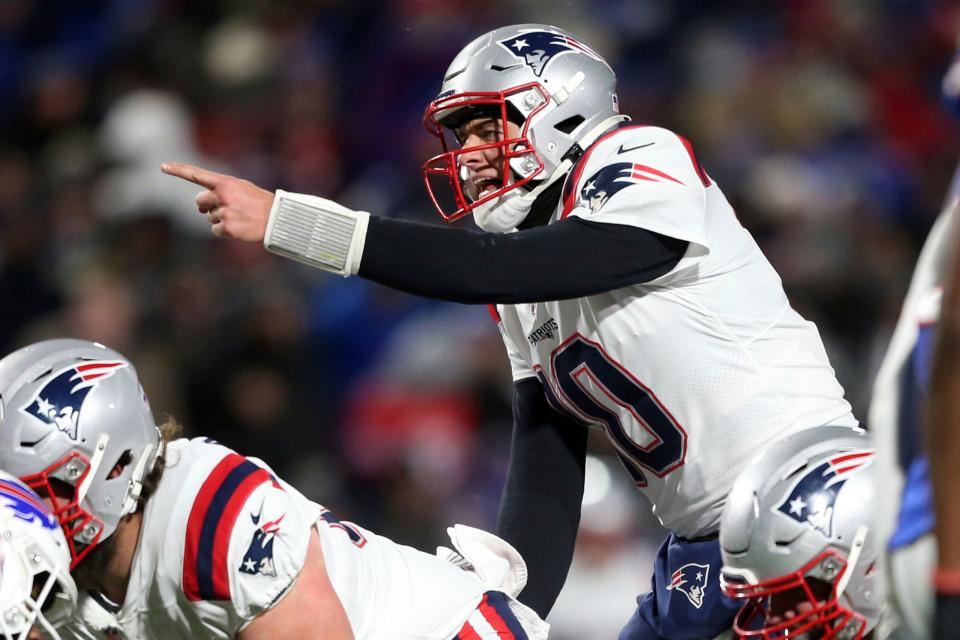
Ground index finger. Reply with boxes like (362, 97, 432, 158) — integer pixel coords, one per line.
(161, 162, 228, 189)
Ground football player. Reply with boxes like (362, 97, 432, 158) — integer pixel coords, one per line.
(926, 200, 960, 640)
(162, 24, 859, 639)
(0, 470, 77, 640)
(719, 426, 883, 640)
(0, 339, 548, 640)
(867, 42, 960, 640)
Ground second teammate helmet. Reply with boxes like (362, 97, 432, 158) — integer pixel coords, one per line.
(720, 426, 884, 640)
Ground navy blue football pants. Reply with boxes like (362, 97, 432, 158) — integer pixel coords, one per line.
(619, 533, 742, 640)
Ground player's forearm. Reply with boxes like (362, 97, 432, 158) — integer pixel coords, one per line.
(929, 208, 960, 572)
(496, 378, 587, 618)
(358, 215, 687, 303)
(262, 190, 687, 303)
(929, 336, 960, 571)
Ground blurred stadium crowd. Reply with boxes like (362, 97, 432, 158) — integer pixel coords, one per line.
(1, 1, 958, 636)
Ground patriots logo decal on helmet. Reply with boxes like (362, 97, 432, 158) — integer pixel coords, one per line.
(581, 162, 684, 212)
(776, 450, 874, 537)
(498, 30, 606, 77)
(666, 562, 710, 608)
(0, 478, 57, 530)
(20, 360, 128, 442)
(240, 503, 285, 577)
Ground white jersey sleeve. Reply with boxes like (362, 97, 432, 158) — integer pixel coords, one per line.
(224, 480, 311, 624)
(178, 449, 314, 631)
(563, 125, 712, 280)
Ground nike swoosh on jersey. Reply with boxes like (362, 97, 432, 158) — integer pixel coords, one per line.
(617, 142, 655, 154)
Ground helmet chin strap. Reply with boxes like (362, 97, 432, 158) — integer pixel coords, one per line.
(835, 525, 869, 599)
(76, 433, 110, 504)
(120, 427, 164, 516)
(473, 113, 630, 233)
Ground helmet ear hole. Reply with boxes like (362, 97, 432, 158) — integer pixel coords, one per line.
(554, 115, 584, 134)
(46, 478, 73, 501)
(107, 450, 133, 480)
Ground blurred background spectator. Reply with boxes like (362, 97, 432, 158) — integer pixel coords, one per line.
(2, 0, 958, 630)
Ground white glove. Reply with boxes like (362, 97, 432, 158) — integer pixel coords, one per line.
(436, 524, 528, 598)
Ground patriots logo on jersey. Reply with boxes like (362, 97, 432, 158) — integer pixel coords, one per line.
(240, 503, 285, 577)
(666, 562, 709, 608)
(776, 450, 874, 537)
(498, 30, 606, 78)
(0, 479, 56, 530)
(21, 360, 128, 442)
(581, 162, 684, 212)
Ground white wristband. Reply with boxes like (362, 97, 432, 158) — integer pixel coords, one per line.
(263, 190, 370, 276)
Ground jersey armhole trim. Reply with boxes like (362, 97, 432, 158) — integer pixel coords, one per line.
(677, 134, 712, 187)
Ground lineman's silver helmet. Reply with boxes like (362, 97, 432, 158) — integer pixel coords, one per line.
(0, 340, 161, 568)
(423, 24, 623, 230)
(720, 426, 883, 640)
(0, 470, 77, 640)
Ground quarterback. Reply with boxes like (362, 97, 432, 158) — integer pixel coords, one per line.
(163, 23, 857, 639)
(0, 339, 547, 640)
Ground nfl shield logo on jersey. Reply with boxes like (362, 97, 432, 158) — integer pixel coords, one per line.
(20, 360, 128, 442)
(497, 30, 607, 77)
(666, 562, 710, 608)
(240, 505, 285, 577)
(776, 450, 874, 537)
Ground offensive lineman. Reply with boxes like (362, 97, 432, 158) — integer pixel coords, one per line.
(0, 339, 547, 640)
(162, 23, 858, 639)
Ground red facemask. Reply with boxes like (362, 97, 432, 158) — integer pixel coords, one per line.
(722, 549, 868, 640)
(422, 82, 549, 222)
(21, 451, 104, 569)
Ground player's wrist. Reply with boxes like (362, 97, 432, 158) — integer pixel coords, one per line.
(263, 189, 370, 276)
(933, 567, 960, 595)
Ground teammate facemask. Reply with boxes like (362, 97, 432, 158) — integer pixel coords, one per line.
(722, 550, 868, 640)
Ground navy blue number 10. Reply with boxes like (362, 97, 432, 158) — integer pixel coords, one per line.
(537, 334, 687, 486)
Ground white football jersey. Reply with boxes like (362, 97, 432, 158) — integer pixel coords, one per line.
(60, 438, 543, 639)
(493, 125, 856, 538)
(870, 205, 954, 544)
(869, 204, 955, 640)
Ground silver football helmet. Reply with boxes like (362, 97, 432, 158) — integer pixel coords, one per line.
(0, 340, 161, 568)
(720, 426, 884, 640)
(423, 24, 626, 231)
(0, 470, 77, 640)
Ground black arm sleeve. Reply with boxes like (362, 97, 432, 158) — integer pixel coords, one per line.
(497, 377, 588, 618)
(357, 215, 688, 304)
